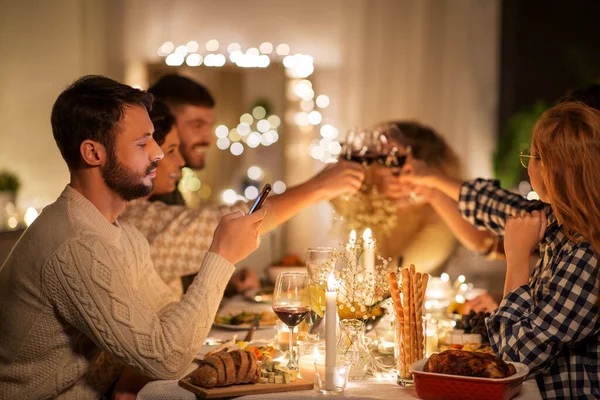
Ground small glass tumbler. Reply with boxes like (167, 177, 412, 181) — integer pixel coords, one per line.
(314, 362, 351, 395)
(395, 316, 427, 387)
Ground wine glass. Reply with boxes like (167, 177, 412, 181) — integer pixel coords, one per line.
(272, 272, 310, 370)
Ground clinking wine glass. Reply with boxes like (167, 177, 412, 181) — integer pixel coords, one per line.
(272, 272, 310, 370)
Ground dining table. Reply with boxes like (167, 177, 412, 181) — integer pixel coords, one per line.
(136, 296, 543, 400)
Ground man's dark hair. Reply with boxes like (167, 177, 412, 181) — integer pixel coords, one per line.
(149, 99, 175, 146)
(560, 84, 600, 111)
(51, 75, 153, 169)
(148, 74, 215, 108)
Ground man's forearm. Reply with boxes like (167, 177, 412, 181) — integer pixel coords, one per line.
(426, 174, 463, 202)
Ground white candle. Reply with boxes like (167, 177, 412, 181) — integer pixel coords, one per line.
(325, 272, 337, 390)
(362, 228, 375, 299)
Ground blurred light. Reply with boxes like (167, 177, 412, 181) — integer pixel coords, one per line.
(186, 53, 203, 66)
(8, 216, 18, 229)
(319, 151, 332, 163)
(267, 115, 281, 129)
(455, 294, 465, 304)
(215, 125, 229, 138)
(269, 130, 279, 143)
(320, 124, 338, 139)
(240, 113, 254, 125)
(518, 181, 532, 196)
(244, 186, 259, 200)
(310, 146, 325, 160)
(259, 42, 274, 54)
(273, 181, 286, 194)
(527, 191, 540, 200)
(276, 43, 290, 56)
(247, 166, 264, 180)
(214, 54, 226, 67)
(227, 42, 241, 54)
(328, 141, 342, 155)
(300, 100, 314, 112)
(186, 41, 199, 53)
(24, 207, 38, 227)
(229, 50, 242, 63)
(158, 41, 174, 56)
(230, 142, 244, 156)
(316, 95, 330, 108)
(222, 189, 237, 205)
(261, 131, 275, 146)
(257, 120, 270, 133)
(458, 275, 466, 283)
(257, 55, 270, 68)
(184, 177, 201, 192)
(294, 112, 309, 126)
(441, 273, 450, 282)
(252, 106, 267, 120)
(247, 132, 261, 148)
(175, 45, 188, 56)
(206, 39, 219, 51)
(228, 129, 241, 142)
(246, 47, 260, 56)
(216, 137, 230, 150)
(308, 111, 322, 125)
(199, 184, 212, 199)
(237, 122, 251, 136)
(165, 53, 184, 66)
(325, 157, 338, 164)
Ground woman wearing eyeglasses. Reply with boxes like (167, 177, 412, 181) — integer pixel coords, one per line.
(400, 102, 600, 399)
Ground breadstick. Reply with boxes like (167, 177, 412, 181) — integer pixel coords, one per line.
(409, 265, 416, 365)
(415, 272, 424, 360)
(386, 272, 403, 324)
(400, 268, 412, 377)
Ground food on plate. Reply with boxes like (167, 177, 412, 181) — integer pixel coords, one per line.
(245, 345, 276, 361)
(259, 354, 299, 384)
(386, 265, 430, 380)
(455, 310, 492, 339)
(214, 311, 278, 326)
(190, 349, 261, 388)
(278, 254, 304, 266)
(424, 350, 516, 379)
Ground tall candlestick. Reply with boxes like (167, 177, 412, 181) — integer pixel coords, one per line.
(325, 272, 337, 390)
(362, 228, 375, 299)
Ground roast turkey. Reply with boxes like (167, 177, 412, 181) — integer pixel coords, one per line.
(424, 350, 516, 379)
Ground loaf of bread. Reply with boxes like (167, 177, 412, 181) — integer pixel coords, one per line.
(190, 349, 262, 388)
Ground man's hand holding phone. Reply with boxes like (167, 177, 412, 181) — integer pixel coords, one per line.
(209, 208, 267, 265)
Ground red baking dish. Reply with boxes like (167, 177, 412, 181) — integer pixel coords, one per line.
(409, 359, 530, 400)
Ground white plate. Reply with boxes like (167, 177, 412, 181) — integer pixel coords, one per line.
(212, 322, 276, 331)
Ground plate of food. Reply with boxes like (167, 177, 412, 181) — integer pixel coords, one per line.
(213, 311, 278, 330)
(410, 350, 529, 400)
(181, 348, 313, 398)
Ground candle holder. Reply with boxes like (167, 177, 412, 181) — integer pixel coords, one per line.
(314, 361, 351, 395)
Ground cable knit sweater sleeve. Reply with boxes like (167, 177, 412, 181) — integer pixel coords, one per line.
(45, 236, 234, 380)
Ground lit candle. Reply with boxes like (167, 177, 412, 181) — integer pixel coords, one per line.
(362, 228, 375, 298)
(325, 272, 337, 390)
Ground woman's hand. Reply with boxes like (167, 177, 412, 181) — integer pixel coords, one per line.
(399, 158, 438, 187)
(504, 210, 547, 262)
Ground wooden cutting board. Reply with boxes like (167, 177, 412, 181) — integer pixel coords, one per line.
(179, 374, 314, 399)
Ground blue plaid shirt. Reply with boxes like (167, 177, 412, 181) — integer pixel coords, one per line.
(459, 179, 600, 400)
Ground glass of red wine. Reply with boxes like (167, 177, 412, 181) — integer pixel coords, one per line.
(272, 272, 310, 370)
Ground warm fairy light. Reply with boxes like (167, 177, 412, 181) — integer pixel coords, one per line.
(458, 275, 466, 283)
(349, 230, 357, 246)
(259, 42, 274, 54)
(316, 95, 330, 108)
(310, 146, 325, 160)
(230, 142, 244, 156)
(460, 283, 468, 292)
(267, 115, 281, 129)
(240, 113, 254, 125)
(252, 106, 267, 120)
(320, 124, 338, 140)
(276, 43, 290, 56)
(328, 141, 342, 155)
(273, 181, 286, 194)
(165, 53, 184, 66)
(215, 125, 229, 138)
(455, 294, 465, 304)
(257, 120, 270, 133)
(205, 39, 219, 51)
(227, 43, 241, 54)
(185, 53, 202, 67)
(24, 207, 38, 227)
(527, 191, 540, 200)
(327, 271, 337, 292)
(186, 41, 199, 53)
(8, 216, 18, 229)
(244, 186, 259, 200)
(308, 110, 322, 125)
(247, 166, 263, 181)
(246, 132, 261, 148)
(158, 41, 174, 56)
(440, 273, 450, 282)
(216, 137, 230, 150)
(222, 189, 237, 205)
(174, 45, 188, 56)
(237, 122, 251, 136)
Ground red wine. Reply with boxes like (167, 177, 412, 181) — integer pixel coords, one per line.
(345, 152, 406, 168)
(273, 306, 310, 327)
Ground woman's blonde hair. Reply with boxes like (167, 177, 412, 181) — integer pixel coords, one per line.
(532, 102, 600, 254)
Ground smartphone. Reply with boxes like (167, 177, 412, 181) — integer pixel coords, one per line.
(248, 183, 272, 214)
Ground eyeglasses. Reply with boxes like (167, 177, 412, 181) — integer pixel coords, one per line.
(520, 148, 540, 168)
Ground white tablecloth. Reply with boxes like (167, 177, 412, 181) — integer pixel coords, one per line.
(137, 297, 542, 400)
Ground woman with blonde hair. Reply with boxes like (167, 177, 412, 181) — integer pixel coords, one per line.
(401, 102, 600, 398)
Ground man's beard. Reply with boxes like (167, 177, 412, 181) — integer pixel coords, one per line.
(101, 151, 157, 201)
